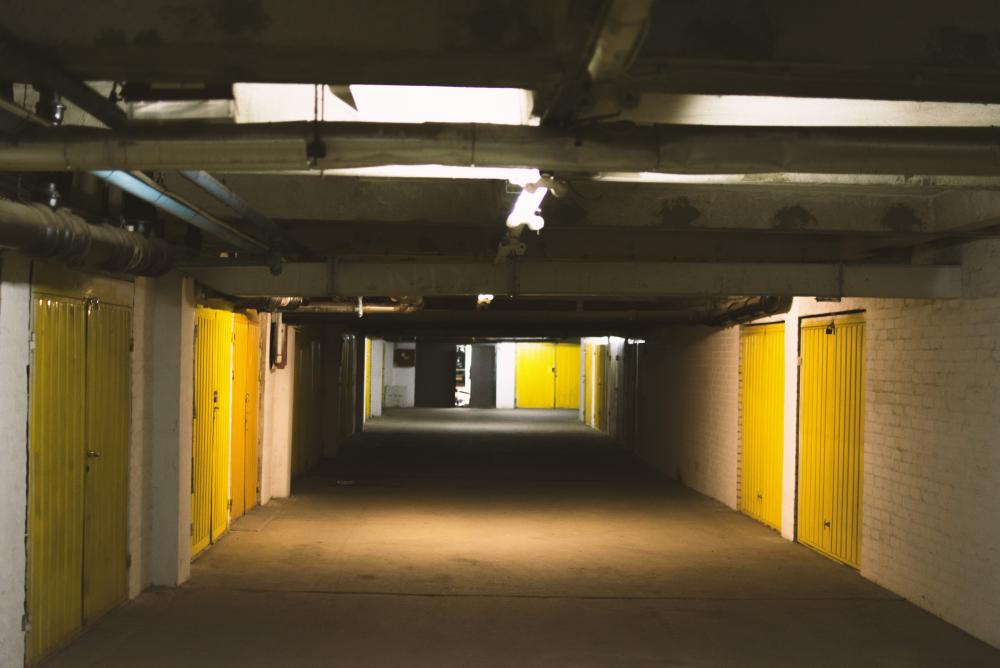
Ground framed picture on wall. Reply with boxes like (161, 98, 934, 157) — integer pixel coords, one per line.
(394, 348, 415, 367)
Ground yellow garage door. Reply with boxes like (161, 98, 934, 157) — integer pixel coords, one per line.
(27, 292, 132, 663)
(231, 314, 262, 519)
(555, 343, 580, 409)
(798, 314, 865, 568)
(27, 295, 87, 663)
(82, 302, 131, 623)
(244, 318, 261, 513)
(515, 343, 556, 408)
(364, 337, 373, 419)
(192, 307, 233, 556)
(231, 314, 249, 521)
(583, 342, 593, 425)
(740, 323, 784, 531)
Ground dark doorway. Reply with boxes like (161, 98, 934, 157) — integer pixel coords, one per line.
(414, 341, 455, 407)
(469, 344, 497, 408)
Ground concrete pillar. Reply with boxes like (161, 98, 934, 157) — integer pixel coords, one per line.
(370, 339, 384, 417)
(147, 273, 195, 586)
(496, 342, 516, 408)
(0, 253, 31, 668)
(262, 325, 294, 500)
(128, 278, 152, 597)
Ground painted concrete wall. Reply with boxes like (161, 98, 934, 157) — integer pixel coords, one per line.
(382, 341, 416, 408)
(495, 342, 516, 409)
(0, 254, 31, 668)
(128, 278, 153, 598)
(148, 273, 196, 587)
(638, 240, 1000, 648)
(262, 324, 295, 500)
(636, 327, 740, 509)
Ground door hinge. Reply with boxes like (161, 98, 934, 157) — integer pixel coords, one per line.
(129, 337, 135, 353)
(797, 356, 802, 367)
(227, 499, 233, 511)
(126, 553, 132, 569)
(28, 332, 35, 352)
(190, 523, 195, 536)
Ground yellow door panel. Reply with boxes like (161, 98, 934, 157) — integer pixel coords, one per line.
(244, 320, 261, 511)
(230, 315, 248, 521)
(364, 337, 372, 419)
(515, 343, 556, 408)
(192, 308, 234, 553)
(583, 343, 593, 426)
(555, 343, 580, 409)
(798, 314, 865, 568)
(740, 323, 784, 531)
(83, 302, 131, 622)
(192, 309, 216, 555)
(211, 311, 233, 542)
(27, 295, 87, 663)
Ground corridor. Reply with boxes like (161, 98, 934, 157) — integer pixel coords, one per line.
(44, 410, 999, 667)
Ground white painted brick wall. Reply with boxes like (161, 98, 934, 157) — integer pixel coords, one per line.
(637, 326, 739, 509)
(637, 240, 1000, 648)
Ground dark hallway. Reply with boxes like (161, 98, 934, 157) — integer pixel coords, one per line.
(44, 410, 999, 667)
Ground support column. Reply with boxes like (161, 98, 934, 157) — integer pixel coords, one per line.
(148, 272, 195, 586)
(0, 253, 31, 668)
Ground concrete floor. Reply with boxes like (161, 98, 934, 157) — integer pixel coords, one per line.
(46, 409, 999, 667)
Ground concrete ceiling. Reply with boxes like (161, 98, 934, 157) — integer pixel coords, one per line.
(2, 0, 999, 333)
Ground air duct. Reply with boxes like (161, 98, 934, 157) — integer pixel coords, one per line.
(0, 198, 172, 275)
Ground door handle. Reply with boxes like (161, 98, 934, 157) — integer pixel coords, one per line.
(86, 450, 102, 459)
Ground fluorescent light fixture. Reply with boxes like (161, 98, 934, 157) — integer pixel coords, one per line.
(317, 165, 543, 182)
(477, 294, 494, 305)
(506, 185, 547, 231)
(234, 84, 534, 125)
(506, 170, 547, 231)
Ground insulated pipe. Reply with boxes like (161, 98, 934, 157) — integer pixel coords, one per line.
(4, 122, 1000, 176)
(94, 170, 268, 253)
(0, 198, 173, 275)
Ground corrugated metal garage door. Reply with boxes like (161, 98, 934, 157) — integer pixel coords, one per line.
(515, 342, 557, 408)
(27, 295, 87, 663)
(740, 323, 784, 531)
(555, 343, 580, 409)
(82, 302, 131, 623)
(192, 307, 233, 556)
(231, 314, 249, 521)
(798, 314, 865, 568)
(27, 281, 132, 663)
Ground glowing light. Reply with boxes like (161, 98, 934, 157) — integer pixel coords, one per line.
(234, 84, 534, 125)
(506, 182, 548, 231)
(477, 294, 494, 305)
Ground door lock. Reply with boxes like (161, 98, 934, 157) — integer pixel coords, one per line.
(86, 450, 102, 459)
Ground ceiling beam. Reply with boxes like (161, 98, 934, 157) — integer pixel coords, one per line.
(184, 260, 963, 300)
(7, 122, 1000, 177)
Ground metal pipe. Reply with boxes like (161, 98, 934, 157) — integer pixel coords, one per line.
(93, 170, 268, 253)
(0, 94, 274, 254)
(0, 198, 173, 275)
(5, 122, 1000, 176)
(294, 298, 424, 315)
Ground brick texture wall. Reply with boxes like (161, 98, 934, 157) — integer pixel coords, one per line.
(637, 326, 739, 509)
(637, 240, 1000, 648)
